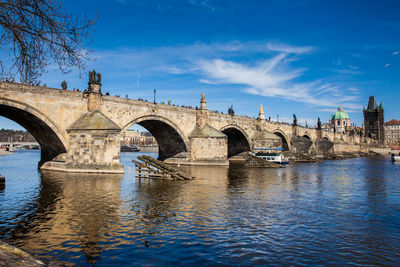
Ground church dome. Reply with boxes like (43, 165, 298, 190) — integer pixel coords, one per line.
(331, 105, 349, 120)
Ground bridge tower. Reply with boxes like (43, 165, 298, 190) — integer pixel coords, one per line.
(363, 96, 384, 144)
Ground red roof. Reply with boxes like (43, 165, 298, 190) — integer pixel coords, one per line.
(385, 119, 400, 126)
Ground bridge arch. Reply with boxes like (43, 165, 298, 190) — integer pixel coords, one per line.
(0, 97, 68, 165)
(303, 134, 312, 140)
(122, 115, 189, 161)
(272, 129, 290, 150)
(220, 124, 251, 158)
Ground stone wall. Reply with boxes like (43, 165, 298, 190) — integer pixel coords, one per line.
(67, 129, 122, 170)
(0, 81, 376, 171)
(189, 137, 228, 164)
(315, 139, 334, 155)
(333, 143, 368, 154)
(290, 136, 313, 154)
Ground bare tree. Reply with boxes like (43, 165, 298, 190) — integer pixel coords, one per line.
(0, 0, 95, 83)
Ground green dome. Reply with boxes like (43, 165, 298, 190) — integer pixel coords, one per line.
(331, 106, 349, 120)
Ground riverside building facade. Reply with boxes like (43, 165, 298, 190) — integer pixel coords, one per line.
(384, 119, 400, 145)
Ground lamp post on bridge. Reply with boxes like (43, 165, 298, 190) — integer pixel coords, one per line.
(153, 89, 156, 104)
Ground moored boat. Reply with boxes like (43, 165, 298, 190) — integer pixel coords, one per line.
(251, 147, 290, 165)
(391, 149, 400, 162)
(121, 145, 140, 152)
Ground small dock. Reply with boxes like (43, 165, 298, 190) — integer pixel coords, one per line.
(133, 155, 194, 180)
(245, 154, 283, 168)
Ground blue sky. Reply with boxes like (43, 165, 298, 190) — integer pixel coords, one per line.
(2, 0, 400, 130)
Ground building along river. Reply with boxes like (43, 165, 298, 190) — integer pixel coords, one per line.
(0, 150, 400, 266)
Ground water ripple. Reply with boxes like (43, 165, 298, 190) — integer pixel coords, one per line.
(1, 152, 400, 265)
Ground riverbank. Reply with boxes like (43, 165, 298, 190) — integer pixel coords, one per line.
(0, 240, 45, 266)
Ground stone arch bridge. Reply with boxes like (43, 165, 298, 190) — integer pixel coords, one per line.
(0, 80, 361, 173)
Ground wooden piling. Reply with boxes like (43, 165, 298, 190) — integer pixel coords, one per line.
(132, 156, 194, 180)
(245, 154, 283, 168)
(0, 175, 5, 189)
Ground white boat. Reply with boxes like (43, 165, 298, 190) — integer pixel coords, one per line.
(252, 147, 290, 165)
(391, 149, 400, 162)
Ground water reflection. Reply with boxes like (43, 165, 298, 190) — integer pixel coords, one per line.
(1, 153, 400, 266)
(0, 171, 64, 242)
(4, 170, 123, 265)
(130, 178, 186, 232)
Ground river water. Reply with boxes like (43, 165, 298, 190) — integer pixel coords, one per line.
(0, 151, 400, 266)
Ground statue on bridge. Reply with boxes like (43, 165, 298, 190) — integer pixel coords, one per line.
(293, 114, 298, 126)
(89, 70, 101, 85)
(228, 105, 235, 116)
(258, 104, 265, 119)
(61, 80, 67, 90)
(317, 117, 321, 130)
(88, 70, 102, 94)
(200, 93, 207, 109)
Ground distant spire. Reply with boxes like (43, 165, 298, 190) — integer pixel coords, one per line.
(367, 96, 376, 110)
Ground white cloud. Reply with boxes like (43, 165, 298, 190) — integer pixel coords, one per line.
(68, 41, 361, 110)
(196, 54, 360, 108)
(196, 55, 303, 97)
(266, 43, 314, 54)
(159, 66, 188, 74)
(113, 0, 220, 12)
(198, 79, 219, 85)
(393, 51, 399, 56)
(317, 108, 339, 113)
(348, 64, 359, 70)
(385, 63, 391, 68)
(330, 68, 362, 75)
(317, 105, 360, 113)
(348, 87, 360, 94)
(330, 58, 361, 74)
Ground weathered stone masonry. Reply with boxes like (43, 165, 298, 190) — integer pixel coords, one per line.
(0, 75, 371, 173)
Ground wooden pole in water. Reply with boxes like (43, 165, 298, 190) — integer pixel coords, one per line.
(0, 174, 5, 189)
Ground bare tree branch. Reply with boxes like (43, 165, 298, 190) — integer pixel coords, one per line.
(0, 0, 95, 83)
